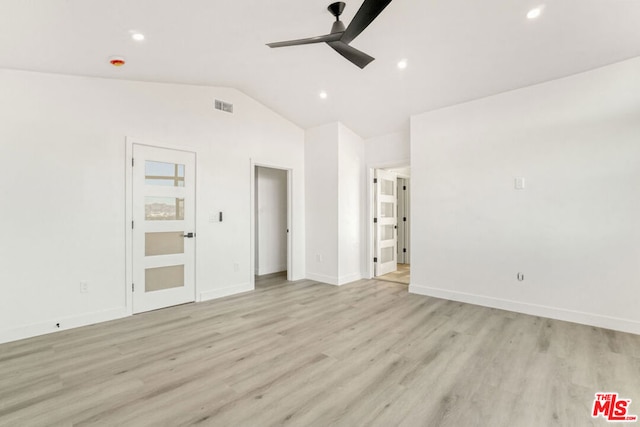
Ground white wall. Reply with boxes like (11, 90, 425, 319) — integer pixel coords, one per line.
(305, 122, 365, 285)
(305, 123, 339, 284)
(338, 124, 365, 284)
(365, 129, 410, 167)
(0, 69, 305, 343)
(410, 57, 640, 335)
(256, 167, 287, 275)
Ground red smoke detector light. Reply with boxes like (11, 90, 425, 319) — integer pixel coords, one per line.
(109, 57, 126, 67)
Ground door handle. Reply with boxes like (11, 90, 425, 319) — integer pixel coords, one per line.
(183, 232, 195, 238)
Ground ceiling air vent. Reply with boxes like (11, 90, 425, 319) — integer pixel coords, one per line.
(214, 99, 234, 114)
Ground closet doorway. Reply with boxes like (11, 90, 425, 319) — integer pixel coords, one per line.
(253, 166, 290, 286)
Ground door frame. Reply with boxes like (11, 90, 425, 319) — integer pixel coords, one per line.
(250, 160, 293, 288)
(125, 137, 199, 315)
(366, 161, 410, 279)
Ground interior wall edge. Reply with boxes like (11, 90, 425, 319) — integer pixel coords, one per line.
(338, 273, 363, 286)
(199, 282, 253, 303)
(305, 273, 341, 286)
(409, 284, 640, 336)
(0, 307, 128, 345)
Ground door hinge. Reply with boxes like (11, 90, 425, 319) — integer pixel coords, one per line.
(403, 185, 406, 190)
(132, 283, 135, 292)
(373, 218, 378, 223)
(373, 178, 378, 184)
(132, 220, 134, 229)
(403, 248, 407, 253)
(132, 158, 135, 167)
(403, 217, 407, 222)
(373, 257, 378, 263)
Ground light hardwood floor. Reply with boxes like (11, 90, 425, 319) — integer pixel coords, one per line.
(376, 264, 410, 285)
(1, 274, 639, 426)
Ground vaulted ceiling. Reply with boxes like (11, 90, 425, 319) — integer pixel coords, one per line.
(1, 0, 639, 138)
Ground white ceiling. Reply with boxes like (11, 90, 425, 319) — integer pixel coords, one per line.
(1, 0, 639, 138)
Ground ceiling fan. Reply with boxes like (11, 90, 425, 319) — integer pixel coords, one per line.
(266, 0, 392, 69)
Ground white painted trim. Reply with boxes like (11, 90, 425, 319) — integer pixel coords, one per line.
(257, 265, 288, 276)
(286, 169, 293, 281)
(250, 161, 256, 290)
(0, 307, 128, 345)
(409, 284, 640, 336)
(199, 282, 253, 302)
(306, 273, 340, 286)
(338, 273, 362, 285)
(125, 138, 134, 316)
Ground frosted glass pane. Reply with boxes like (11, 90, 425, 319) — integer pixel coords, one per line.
(145, 232, 184, 256)
(145, 197, 185, 221)
(380, 202, 394, 218)
(145, 161, 185, 187)
(381, 225, 394, 241)
(145, 265, 184, 292)
(381, 179, 394, 196)
(381, 247, 394, 263)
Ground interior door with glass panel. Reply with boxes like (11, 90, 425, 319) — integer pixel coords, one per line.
(132, 144, 196, 313)
(374, 169, 397, 276)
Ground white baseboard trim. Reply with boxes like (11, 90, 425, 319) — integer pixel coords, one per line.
(257, 264, 287, 276)
(0, 307, 128, 345)
(256, 269, 287, 277)
(199, 282, 253, 302)
(409, 284, 640, 336)
(306, 273, 340, 286)
(1, 283, 256, 345)
(338, 273, 362, 286)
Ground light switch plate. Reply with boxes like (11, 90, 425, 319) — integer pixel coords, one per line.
(515, 177, 525, 190)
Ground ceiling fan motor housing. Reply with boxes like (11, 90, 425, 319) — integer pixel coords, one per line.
(328, 2, 346, 18)
(331, 20, 346, 33)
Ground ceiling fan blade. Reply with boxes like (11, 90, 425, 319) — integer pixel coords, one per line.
(327, 41, 374, 69)
(341, 0, 392, 44)
(267, 32, 343, 48)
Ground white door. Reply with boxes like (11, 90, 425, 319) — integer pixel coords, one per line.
(397, 178, 410, 264)
(132, 144, 196, 313)
(374, 169, 397, 276)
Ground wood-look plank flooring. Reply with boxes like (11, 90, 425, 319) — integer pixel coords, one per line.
(1, 274, 639, 426)
(376, 263, 410, 285)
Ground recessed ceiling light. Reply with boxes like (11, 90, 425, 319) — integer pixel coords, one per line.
(397, 59, 408, 69)
(131, 33, 145, 41)
(527, 6, 544, 19)
(319, 91, 328, 99)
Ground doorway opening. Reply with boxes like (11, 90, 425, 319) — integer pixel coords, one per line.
(371, 166, 410, 285)
(253, 165, 291, 289)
